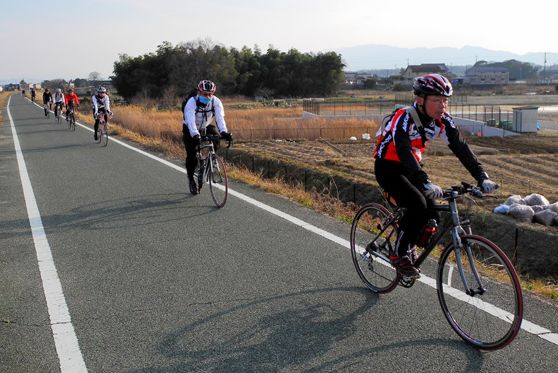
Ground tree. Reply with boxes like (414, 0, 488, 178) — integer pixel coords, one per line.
(88, 71, 102, 81)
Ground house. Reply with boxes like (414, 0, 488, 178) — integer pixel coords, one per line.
(465, 66, 509, 85)
(343, 71, 375, 88)
(401, 64, 449, 82)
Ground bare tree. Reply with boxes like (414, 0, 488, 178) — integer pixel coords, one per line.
(88, 72, 102, 81)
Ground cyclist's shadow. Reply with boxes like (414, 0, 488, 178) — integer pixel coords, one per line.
(132, 286, 484, 372)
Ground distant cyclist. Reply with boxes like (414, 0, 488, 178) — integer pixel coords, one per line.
(182, 79, 232, 195)
(373, 74, 497, 279)
(42, 88, 53, 116)
(64, 88, 80, 121)
(92, 86, 112, 141)
(30, 88, 36, 102)
(53, 88, 65, 118)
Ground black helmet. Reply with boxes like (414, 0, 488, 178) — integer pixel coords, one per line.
(413, 74, 453, 97)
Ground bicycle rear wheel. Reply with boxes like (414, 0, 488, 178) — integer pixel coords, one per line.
(437, 234, 523, 350)
(208, 154, 228, 208)
(350, 203, 399, 293)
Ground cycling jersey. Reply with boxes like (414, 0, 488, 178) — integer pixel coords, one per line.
(53, 92, 65, 103)
(183, 95, 228, 137)
(374, 103, 486, 185)
(43, 92, 52, 104)
(92, 94, 111, 115)
(65, 93, 79, 106)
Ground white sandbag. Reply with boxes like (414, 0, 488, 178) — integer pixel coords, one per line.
(531, 205, 547, 213)
(508, 204, 535, 222)
(523, 193, 550, 206)
(504, 195, 525, 206)
(533, 210, 558, 226)
(547, 202, 558, 214)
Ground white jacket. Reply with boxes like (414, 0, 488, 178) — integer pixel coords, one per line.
(92, 94, 111, 115)
(183, 95, 228, 137)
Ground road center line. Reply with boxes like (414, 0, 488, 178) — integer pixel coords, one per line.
(8, 97, 87, 372)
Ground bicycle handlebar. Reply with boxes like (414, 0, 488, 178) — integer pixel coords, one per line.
(443, 182, 499, 199)
(200, 134, 233, 149)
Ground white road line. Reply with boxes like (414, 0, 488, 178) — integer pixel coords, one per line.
(24, 96, 558, 347)
(7, 97, 87, 372)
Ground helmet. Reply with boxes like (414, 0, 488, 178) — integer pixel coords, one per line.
(68, 88, 74, 92)
(197, 80, 216, 94)
(413, 74, 453, 97)
(56, 88, 62, 93)
(97, 86, 107, 93)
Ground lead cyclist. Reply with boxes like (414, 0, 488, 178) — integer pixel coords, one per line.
(373, 74, 497, 278)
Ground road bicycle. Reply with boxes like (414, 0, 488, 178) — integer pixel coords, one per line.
(350, 182, 523, 350)
(96, 112, 110, 147)
(54, 103, 64, 124)
(192, 134, 231, 208)
(66, 102, 77, 131)
(43, 103, 51, 118)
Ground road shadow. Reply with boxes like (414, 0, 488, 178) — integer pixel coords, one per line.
(0, 193, 220, 241)
(130, 286, 484, 372)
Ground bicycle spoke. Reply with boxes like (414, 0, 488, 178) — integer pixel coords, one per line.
(350, 204, 399, 293)
(437, 235, 523, 349)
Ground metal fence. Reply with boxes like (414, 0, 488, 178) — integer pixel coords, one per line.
(302, 96, 514, 130)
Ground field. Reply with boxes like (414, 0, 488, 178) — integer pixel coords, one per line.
(84, 96, 558, 209)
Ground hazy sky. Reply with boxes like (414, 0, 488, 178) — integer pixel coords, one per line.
(1, 0, 556, 83)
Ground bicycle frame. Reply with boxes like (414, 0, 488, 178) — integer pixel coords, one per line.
(374, 188, 485, 295)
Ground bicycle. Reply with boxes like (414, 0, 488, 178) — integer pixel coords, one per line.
(96, 112, 110, 147)
(43, 103, 51, 118)
(192, 134, 231, 208)
(66, 102, 77, 131)
(350, 182, 523, 350)
(54, 102, 64, 124)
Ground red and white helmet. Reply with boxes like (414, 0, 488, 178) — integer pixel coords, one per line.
(413, 74, 453, 97)
(197, 80, 217, 94)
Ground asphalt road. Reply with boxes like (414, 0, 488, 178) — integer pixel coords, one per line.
(2, 93, 558, 372)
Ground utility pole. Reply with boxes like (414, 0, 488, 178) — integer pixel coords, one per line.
(543, 52, 547, 84)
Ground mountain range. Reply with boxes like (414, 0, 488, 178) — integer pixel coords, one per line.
(334, 44, 558, 71)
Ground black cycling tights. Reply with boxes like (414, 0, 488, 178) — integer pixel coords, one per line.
(374, 159, 439, 256)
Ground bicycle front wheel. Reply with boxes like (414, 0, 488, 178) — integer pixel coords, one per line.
(350, 203, 399, 293)
(102, 125, 108, 146)
(208, 154, 228, 208)
(437, 234, 523, 350)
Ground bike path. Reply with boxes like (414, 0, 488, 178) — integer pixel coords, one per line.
(1, 93, 558, 372)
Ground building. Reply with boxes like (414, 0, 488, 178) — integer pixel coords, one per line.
(465, 66, 509, 85)
(401, 64, 449, 81)
(344, 72, 375, 87)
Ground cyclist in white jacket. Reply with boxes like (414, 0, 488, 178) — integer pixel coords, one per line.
(92, 86, 112, 140)
(53, 88, 65, 118)
(182, 80, 232, 195)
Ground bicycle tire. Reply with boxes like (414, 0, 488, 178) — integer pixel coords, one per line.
(350, 203, 399, 293)
(437, 234, 523, 350)
(208, 154, 228, 208)
(102, 124, 108, 146)
(193, 158, 205, 193)
(71, 115, 76, 131)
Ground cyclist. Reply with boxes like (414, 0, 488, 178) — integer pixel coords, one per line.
(64, 88, 80, 121)
(42, 88, 53, 116)
(373, 74, 497, 279)
(30, 88, 36, 102)
(53, 88, 65, 119)
(92, 86, 112, 140)
(182, 79, 232, 195)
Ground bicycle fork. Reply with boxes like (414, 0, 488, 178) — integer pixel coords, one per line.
(448, 200, 486, 297)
